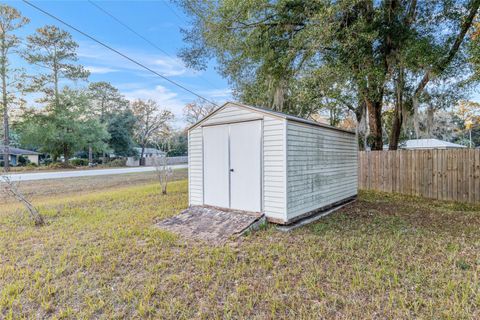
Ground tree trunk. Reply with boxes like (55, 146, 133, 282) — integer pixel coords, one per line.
(356, 101, 368, 151)
(389, 110, 403, 150)
(140, 144, 146, 166)
(366, 98, 383, 150)
(63, 144, 70, 164)
(413, 95, 421, 138)
(53, 50, 59, 109)
(88, 145, 93, 164)
(2, 94, 8, 172)
(1, 43, 9, 172)
(389, 68, 404, 150)
(162, 184, 167, 195)
(426, 106, 435, 138)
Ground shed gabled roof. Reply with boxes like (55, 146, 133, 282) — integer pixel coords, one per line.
(188, 102, 356, 135)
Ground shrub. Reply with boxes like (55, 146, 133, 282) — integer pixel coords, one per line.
(42, 158, 53, 166)
(48, 162, 76, 169)
(17, 155, 29, 166)
(70, 158, 89, 166)
(103, 158, 126, 167)
(26, 162, 38, 168)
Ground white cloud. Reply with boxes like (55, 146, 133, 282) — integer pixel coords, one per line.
(86, 66, 118, 74)
(125, 85, 178, 102)
(113, 82, 145, 91)
(152, 57, 188, 76)
(199, 88, 233, 99)
(124, 85, 188, 128)
(78, 42, 192, 77)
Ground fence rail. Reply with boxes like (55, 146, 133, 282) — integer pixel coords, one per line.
(358, 150, 480, 203)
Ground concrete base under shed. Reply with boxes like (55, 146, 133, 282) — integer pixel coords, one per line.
(276, 197, 357, 232)
(268, 195, 358, 226)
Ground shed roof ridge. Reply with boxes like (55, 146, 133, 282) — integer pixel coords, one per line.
(188, 101, 356, 135)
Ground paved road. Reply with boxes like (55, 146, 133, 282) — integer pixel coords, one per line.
(3, 164, 188, 182)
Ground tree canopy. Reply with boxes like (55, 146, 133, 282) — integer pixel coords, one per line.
(106, 109, 137, 157)
(0, 4, 179, 167)
(131, 99, 174, 159)
(19, 88, 110, 162)
(88, 81, 129, 121)
(178, 0, 480, 150)
(23, 25, 89, 106)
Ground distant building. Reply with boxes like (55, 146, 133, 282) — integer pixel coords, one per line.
(0, 146, 40, 165)
(127, 147, 167, 167)
(134, 147, 166, 158)
(400, 139, 466, 150)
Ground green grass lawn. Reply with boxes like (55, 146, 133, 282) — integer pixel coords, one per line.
(0, 179, 479, 319)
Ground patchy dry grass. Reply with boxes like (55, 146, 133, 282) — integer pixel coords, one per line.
(0, 182, 479, 319)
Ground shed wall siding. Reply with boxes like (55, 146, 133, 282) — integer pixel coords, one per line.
(188, 127, 203, 205)
(262, 116, 286, 221)
(188, 103, 286, 221)
(286, 121, 357, 220)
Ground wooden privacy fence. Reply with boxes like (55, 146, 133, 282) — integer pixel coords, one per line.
(358, 150, 480, 203)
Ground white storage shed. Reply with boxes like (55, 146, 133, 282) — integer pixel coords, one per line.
(188, 102, 358, 224)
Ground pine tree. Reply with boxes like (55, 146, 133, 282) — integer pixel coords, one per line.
(0, 4, 29, 172)
(24, 25, 89, 108)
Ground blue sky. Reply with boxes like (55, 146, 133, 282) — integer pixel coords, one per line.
(8, 0, 232, 128)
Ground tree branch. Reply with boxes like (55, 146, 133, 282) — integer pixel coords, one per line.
(1, 173, 44, 226)
(404, 0, 417, 25)
(414, 0, 480, 98)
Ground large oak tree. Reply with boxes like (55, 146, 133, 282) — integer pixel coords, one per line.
(177, 0, 480, 150)
(131, 99, 173, 162)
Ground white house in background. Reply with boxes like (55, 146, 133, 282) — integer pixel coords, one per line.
(0, 146, 40, 165)
(126, 147, 167, 167)
(134, 147, 166, 158)
(188, 102, 358, 225)
(401, 139, 466, 150)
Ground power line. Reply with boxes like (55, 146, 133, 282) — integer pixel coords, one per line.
(22, 0, 219, 107)
(163, 1, 187, 23)
(87, 0, 171, 57)
(87, 0, 218, 88)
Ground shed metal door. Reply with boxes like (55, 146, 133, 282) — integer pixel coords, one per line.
(202, 120, 262, 212)
(229, 121, 262, 212)
(203, 125, 229, 208)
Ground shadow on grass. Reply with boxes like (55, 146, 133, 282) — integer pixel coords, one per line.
(304, 190, 480, 237)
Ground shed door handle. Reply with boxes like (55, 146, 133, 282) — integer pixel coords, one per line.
(230, 168, 234, 172)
